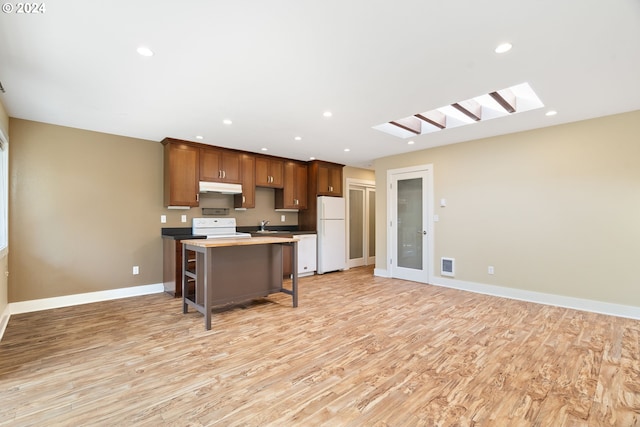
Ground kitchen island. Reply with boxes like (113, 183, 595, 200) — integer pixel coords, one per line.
(181, 236, 298, 330)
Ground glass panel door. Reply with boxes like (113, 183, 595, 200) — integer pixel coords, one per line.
(390, 170, 429, 282)
(397, 177, 423, 270)
(349, 188, 365, 266)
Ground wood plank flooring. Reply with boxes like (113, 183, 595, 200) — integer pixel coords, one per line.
(1, 266, 639, 426)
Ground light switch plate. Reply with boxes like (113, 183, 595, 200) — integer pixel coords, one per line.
(281, 214, 286, 222)
(181, 215, 187, 223)
(160, 215, 167, 223)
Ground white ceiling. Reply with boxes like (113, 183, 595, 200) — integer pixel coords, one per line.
(1, 0, 639, 168)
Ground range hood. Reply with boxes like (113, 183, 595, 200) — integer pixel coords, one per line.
(199, 181, 243, 194)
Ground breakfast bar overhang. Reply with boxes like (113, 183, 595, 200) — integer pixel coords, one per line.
(181, 236, 298, 330)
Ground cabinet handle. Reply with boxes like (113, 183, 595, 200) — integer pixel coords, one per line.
(218, 170, 222, 178)
(196, 193, 199, 202)
(294, 199, 298, 205)
(222, 170, 226, 179)
(242, 195, 246, 203)
(329, 186, 333, 192)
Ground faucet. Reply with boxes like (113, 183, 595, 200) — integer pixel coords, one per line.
(260, 219, 270, 231)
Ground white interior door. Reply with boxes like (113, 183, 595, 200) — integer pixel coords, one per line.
(389, 167, 432, 283)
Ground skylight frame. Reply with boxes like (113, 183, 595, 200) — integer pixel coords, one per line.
(374, 82, 544, 139)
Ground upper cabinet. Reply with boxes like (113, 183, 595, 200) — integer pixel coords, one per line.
(255, 156, 284, 188)
(199, 147, 242, 183)
(163, 139, 199, 208)
(275, 161, 308, 210)
(162, 137, 340, 214)
(234, 153, 256, 209)
(312, 160, 343, 197)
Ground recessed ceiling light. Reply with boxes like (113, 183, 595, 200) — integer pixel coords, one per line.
(323, 111, 333, 118)
(495, 42, 512, 54)
(309, 156, 316, 160)
(408, 140, 415, 145)
(294, 136, 302, 141)
(261, 147, 268, 151)
(344, 148, 350, 152)
(136, 46, 154, 57)
(545, 110, 558, 116)
(195, 135, 204, 140)
(223, 119, 233, 125)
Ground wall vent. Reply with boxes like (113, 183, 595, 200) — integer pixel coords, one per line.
(441, 257, 455, 277)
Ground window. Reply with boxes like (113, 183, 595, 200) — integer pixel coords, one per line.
(0, 129, 7, 253)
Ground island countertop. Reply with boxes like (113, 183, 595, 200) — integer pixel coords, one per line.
(180, 235, 298, 248)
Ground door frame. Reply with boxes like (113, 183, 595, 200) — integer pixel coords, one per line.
(346, 178, 376, 269)
(386, 164, 434, 284)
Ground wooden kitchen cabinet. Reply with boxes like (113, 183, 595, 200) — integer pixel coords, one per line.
(275, 161, 307, 209)
(316, 161, 343, 197)
(234, 153, 256, 209)
(163, 139, 200, 208)
(163, 237, 195, 297)
(199, 147, 242, 183)
(298, 160, 344, 231)
(255, 156, 284, 188)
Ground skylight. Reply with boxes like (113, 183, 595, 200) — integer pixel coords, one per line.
(373, 82, 544, 139)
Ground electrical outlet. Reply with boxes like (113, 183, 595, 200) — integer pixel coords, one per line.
(133, 266, 139, 275)
(488, 266, 494, 275)
(281, 214, 286, 222)
(181, 214, 187, 223)
(160, 215, 166, 223)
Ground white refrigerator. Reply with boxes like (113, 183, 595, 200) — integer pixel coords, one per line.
(317, 196, 346, 274)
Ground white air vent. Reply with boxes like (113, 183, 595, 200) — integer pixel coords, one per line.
(441, 257, 455, 277)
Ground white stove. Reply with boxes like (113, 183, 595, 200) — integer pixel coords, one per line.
(192, 218, 251, 239)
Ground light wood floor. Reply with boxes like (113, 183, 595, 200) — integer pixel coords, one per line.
(1, 266, 639, 426)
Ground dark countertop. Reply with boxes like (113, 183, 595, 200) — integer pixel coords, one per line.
(162, 227, 316, 240)
(161, 228, 206, 240)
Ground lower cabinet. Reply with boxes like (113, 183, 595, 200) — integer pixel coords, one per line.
(163, 237, 195, 297)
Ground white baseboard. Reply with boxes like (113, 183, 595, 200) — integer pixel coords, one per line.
(8, 283, 165, 315)
(432, 277, 640, 320)
(373, 268, 390, 278)
(372, 267, 640, 320)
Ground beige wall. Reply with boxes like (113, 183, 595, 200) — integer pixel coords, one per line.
(343, 166, 375, 183)
(9, 119, 166, 302)
(0, 99, 8, 315)
(374, 110, 640, 307)
(7, 119, 329, 302)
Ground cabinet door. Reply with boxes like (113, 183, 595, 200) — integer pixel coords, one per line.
(200, 148, 242, 183)
(276, 161, 307, 209)
(255, 157, 271, 187)
(328, 166, 342, 196)
(317, 163, 342, 196)
(234, 154, 255, 208)
(317, 164, 331, 195)
(295, 162, 308, 209)
(269, 159, 284, 188)
(256, 157, 284, 188)
(165, 143, 199, 207)
(221, 150, 242, 183)
(199, 148, 222, 181)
